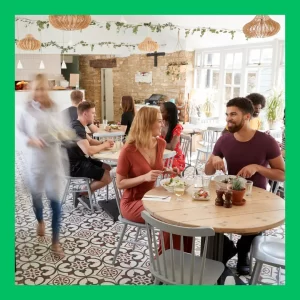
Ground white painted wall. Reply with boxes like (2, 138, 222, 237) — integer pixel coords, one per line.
(15, 54, 61, 81)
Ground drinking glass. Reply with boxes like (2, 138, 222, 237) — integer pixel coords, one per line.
(174, 184, 185, 202)
(202, 175, 211, 188)
(245, 180, 253, 196)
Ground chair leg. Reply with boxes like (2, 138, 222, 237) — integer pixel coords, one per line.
(249, 246, 254, 275)
(249, 261, 263, 285)
(61, 178, 71, 207)
(132, 227, 141, 251)
(112, 223, 128, 265)
(277, 267, 281, 285)
(106, 184, 109, 203)
(86, 182, 94, 213)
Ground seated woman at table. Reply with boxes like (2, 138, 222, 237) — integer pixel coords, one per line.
(116, 107, 192, 252)
(120, 96, 135, 139)
(160, 102, 185, 173)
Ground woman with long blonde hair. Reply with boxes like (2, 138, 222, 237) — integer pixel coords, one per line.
(17, 74, 69, 256)
(116, 107, 165, 222)
(117, 106, 192, 254)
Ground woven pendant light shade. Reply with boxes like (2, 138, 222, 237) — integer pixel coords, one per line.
(243, 15, 281, 38)
(17, 34, 41, 51)
(138, 37, 159, 52)
(49, 15, 91, 31)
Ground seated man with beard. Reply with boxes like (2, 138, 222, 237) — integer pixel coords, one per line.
(205, 97, 285, 275)
(222, 93, 266, 135)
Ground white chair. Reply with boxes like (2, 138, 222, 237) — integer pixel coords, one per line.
(111, 174, 148, 265)
(194, 127, 222, 174)
(180, 134, 192, 166)
(61, 176, 96, 212)
(249, 236, 285, 285)
(269, 180, 285, 197)
(156, 151, 176, 186)
(141, 210, 225, 285)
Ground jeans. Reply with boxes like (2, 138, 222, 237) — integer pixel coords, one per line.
(32, 192, 61, 244)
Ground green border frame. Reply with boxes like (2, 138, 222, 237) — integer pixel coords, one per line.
(4, 1, 293, 298)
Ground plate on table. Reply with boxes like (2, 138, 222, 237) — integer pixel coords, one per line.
(192, 188, 210, 201)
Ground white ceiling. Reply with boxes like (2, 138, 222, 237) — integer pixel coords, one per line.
(15, 15, 285, 55)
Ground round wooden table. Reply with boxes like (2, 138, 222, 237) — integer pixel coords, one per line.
(142, 181, 285, 261)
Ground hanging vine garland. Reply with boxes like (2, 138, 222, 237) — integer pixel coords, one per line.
(15, 39, 137, 53)
(15, 17, 240, 39)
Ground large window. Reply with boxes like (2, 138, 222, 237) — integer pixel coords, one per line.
(194, 40, 285, 119)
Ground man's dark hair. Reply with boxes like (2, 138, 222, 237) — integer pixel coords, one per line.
(226, 97, 254, 116)
(246, 93, 266, 109)
(77, 101, 95, 115)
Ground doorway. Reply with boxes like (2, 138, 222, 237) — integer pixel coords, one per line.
(101, 68, 114, 122)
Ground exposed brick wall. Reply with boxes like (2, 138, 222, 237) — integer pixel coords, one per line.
(79, 51, 194, 122)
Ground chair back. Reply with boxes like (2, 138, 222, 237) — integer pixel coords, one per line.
(180, 134, 191, 158)
(112, 174, 124, 217)
(141, 210, 216, 285)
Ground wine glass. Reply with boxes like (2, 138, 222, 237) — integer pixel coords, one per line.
(174, 184, 185, 202)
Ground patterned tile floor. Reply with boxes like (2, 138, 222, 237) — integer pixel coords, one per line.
(15, 151, 285, 285)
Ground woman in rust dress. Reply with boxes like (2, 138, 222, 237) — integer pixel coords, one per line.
(116, 106, 192, 252)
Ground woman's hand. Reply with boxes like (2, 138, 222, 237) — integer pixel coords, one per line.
(163, 167, 180, 176)
(144, 170, 163, 182)
(28, 138, 45, 149)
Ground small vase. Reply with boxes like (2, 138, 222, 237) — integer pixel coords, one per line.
(232, 188, 246, 205)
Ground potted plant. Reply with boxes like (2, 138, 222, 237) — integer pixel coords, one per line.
(266, 90, 284, 130)
(230, 177, 246, 205)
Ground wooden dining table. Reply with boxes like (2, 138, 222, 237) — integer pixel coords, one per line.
(142, 180, 285, 261)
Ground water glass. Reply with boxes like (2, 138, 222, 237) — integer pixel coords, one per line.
(103, 119, 108, 127)
(245, 180, 253, 196)
(193, 175, 203, 189)
(202, 175, 211, 188)
(174, 184, 185, 202)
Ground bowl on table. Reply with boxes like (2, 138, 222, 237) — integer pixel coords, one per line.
(213, 175, 246, 190)
(160, 177, 192, 193)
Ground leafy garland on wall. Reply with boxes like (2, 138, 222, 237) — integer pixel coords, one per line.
(14, 39, 137, 53)
(15, 17, 241, 40)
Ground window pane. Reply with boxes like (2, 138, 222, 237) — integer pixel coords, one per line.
(225, 72, 232, 84)
(205, 69, 211, 88)
(249, 49, 261, 64)
(281, 46, 285, 65)
(196, 54, 201, 67)
(246, 72, 257, 93)
(234, 73, 241, 85)
(204, 53, 220, 66)
(211, 53, 220, 66)
(225, 53, 234, 68)
(233, 53, 242, 69)
(225, 87, 232, 102)
(195, 69, 201, 89)
(212, 71, 219, 89)
(259, 68, 272, 95)
(261, 48, 273, 64)
(233, 87, 240, 97)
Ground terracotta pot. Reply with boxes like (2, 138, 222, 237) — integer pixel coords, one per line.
(231, 188, 246, 205)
